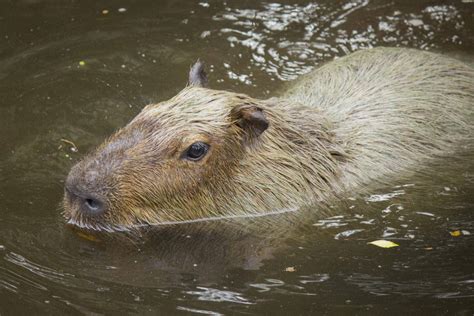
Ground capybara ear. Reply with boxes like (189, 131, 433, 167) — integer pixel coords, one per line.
(230, 104, 269, 139)
(188, 60, 208, 87)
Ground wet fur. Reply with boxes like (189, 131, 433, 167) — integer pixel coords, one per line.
(64, 47, 474, 232)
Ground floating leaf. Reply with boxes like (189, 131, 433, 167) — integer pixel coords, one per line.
(79, 61, 85, 66)
(368, 240, 399, 248)
(449, 230, 461, 237)
(284, 266, 296, 272)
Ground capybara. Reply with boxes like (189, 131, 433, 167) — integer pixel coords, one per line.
(63, 47, 474, 232)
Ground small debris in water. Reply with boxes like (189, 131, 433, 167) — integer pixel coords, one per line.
(79, 61, 85, 66)
(102, 9, 109, 15)
(118, 8, 127, 13)
(121, 64, 126, 68)
(60, 138, 79, 152)
(0, 245, 5, 251)
(284, 266, 296, 272)
(449, 230, 461, 237)
(368, 240, 399, 248)
(461, 230, 471, 235)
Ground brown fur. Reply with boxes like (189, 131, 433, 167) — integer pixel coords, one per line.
(63, 47, 474, 232)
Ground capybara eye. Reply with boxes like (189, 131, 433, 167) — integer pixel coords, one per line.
(184, 142, 210, 161)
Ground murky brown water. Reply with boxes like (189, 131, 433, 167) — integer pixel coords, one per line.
(1, 0, 473, 314)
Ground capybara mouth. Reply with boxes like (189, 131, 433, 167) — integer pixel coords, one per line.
(62, 207, 131, 233)
(63, 214, 132, 233)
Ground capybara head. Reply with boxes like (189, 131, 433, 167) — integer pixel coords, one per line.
(64, 61, 339, 232)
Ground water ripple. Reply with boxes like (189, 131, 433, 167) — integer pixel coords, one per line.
(212, 1, 468, 82)
(186, 286, 253, 304)
(4, 252, 73, 284)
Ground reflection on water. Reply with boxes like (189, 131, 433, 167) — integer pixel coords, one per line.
(213, 1, 469, 81)
(186, 286, 254, 304)
(1, 0, 473, 314)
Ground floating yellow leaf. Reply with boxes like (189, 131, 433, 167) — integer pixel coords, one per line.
(449, 230, 461, 237)
(284, 266, 296, 272)
(79, 61, 85, 66)
(368, 240, 399, 248)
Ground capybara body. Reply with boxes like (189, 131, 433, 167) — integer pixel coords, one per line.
(64, 47, 474, 232)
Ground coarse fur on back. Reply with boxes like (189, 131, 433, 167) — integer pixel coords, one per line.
(284, 48, 474, 189)
(63, 47, 474, 232)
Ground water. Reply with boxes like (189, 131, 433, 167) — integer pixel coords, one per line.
(1, 0, 473, 314)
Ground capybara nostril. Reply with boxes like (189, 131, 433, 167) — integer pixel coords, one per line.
(65, 183, 106, 216)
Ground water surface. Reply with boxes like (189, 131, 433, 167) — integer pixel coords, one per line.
(1, 0, 473, 314)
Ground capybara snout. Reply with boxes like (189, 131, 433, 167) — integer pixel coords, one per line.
(65, 165, 108, 217)
(64, 48, 474, 232)
(64, 133, 137, 220)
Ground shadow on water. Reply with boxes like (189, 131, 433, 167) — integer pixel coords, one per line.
(0, 0, 473, 314)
